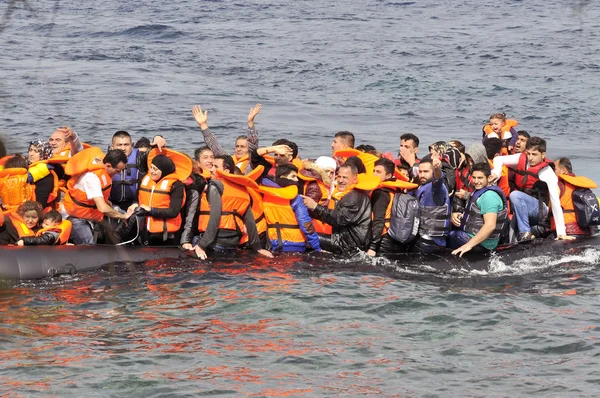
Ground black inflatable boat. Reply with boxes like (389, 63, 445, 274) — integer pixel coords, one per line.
(1, 235, 599, 280)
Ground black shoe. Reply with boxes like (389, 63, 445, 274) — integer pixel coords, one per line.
(518, 231, 536, 242)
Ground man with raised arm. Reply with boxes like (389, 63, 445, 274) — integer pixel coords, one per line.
(192, 104, 261, 174)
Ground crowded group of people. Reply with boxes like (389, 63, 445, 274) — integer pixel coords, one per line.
(0, 107, 598, 260)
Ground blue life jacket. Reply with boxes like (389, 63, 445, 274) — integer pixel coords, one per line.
(110, 148, 140, 204)
(415, 176, 451, 246)
(461, 186, 508, 239)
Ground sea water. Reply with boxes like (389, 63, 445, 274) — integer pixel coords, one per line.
(1, 0, 600, 396)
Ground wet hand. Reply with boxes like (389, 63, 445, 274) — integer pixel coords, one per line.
(556, 234, 576, 241)
(16, 240, 24, 246)
(257, 249, 274, 258)
(194, 245, 208, 260)
(452, 245, 471, 257)
(181, 243, 193, 250)
(366, 249, 376, 257)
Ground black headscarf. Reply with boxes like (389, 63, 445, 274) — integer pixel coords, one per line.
(151, 155, 176, 177)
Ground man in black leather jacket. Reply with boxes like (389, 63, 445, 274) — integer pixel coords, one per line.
(302, 164, 372, 254)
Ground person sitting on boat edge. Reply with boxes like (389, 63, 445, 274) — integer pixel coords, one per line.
(260, 164, 321, 252)
(491, 137, 574, 242)
(193, 154, 273, 260)
(367, 157, 418, 256)
(410, 155, 451, 254)
(135, 148, 191, 246)
(302, 163, 375, 255)
(63, 148, 134, 245)
(449, 163, 508, 256)
(16, 210, 72, 246)
(192, 104, 262, 174)
(0, 200, 42, 245)
(551, 157, 599, 237)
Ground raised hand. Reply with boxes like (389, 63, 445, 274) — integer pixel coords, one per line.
(248, 103, 262, 127)
(151, 135, 166, 152)
(192, 105, 209, 129)
(58, 126, 75, 142)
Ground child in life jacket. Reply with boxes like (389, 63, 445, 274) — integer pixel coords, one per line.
(482, 113, 519, 154)
(16, 210, 71, 246)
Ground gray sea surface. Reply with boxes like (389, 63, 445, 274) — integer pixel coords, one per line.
(1, 0, 600, 396)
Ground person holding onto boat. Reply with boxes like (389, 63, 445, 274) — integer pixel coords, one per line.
(193, 154, 273, 259)
(180, 153, 209, 251)
(449, 163, 508, 256)
(192, 104, 261, 174)
(410, 156, 451, 254)
(491, 137, 574, 242)
(63, 148, 135, 245)
(302, 163, 376, 254)
(367, 157, 418, 256)
(260, 164, 321, 252)
(16, 210, 71, 246)
(0, 200, 43, 245)
(134, 148, 192, 245)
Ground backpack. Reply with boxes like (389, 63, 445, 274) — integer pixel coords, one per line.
(387, 193, 420, 244)
(572, 188, 600, 228)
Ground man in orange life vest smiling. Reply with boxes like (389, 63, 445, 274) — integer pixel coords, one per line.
(491, 137, 574, 242)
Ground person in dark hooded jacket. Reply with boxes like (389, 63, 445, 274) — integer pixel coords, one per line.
(302, 163, 372, 254)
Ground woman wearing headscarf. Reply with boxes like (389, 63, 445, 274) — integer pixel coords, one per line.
(136, 148, 192, 245)
(27, 140, 59, 209)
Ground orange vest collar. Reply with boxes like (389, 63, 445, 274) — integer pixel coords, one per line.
(64, 147, 106, 176)
(558, 174, 598, 189)
(147, 148, 193, 182)
(215, 169, 260, 191)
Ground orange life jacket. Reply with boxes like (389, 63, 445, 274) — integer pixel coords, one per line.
(260, 185, 305, 245)
(62, 147, 111, 222)
(483, 119, 519, 139)
(233, 154, 250, 174)
(514, 152, 553, 192)
(551, 174, 598, 235)
(0, 168, 34, 212)
(198, 172, 253, 236)
(138, 175, 184, 234)
(139, 148, 192, 235)
(36, 219, 72, 245)
(7, 212, 36, 239)
(488, 159, 511, 198)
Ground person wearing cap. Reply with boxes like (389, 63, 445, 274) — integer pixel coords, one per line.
(302, 163, 374, 255)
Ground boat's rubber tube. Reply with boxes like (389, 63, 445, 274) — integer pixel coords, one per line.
(1, 235, 599, 280)
(0, 245, 188, 280)
(384, 235, 600, 273)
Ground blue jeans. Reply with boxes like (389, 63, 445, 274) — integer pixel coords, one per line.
(68, 217, 95, 245)
(447, 230, 489, 253)
(509, 190, 548, 234)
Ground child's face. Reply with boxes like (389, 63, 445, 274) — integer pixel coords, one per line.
(42, 219, 60, 228)
(489, 118, 505, 133)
